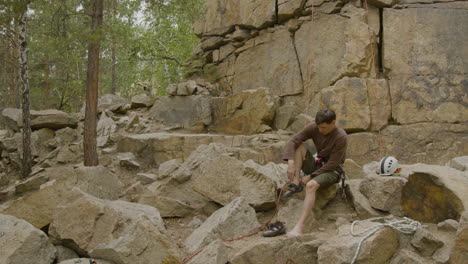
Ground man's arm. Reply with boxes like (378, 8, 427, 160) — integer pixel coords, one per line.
(282, 123, 315, 161)
(312, 135, 347, 175)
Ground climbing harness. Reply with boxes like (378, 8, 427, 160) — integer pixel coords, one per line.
(350, 217, 422, 264)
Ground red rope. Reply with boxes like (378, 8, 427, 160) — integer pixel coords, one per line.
(180, 184, 294, 264)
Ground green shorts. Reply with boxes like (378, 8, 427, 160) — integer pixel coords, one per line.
(301, 144, 340, 188)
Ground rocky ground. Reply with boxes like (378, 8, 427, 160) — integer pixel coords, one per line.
(0, 93, 467, 264)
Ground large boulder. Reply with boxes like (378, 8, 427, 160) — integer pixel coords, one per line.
(383, 3, 468, 124)
(1, 166, 123, 229)
(49, 192, 180, 263)
(149, 95, 212, 129)
(449, 211, 468, 263)
(228, 234, 324, 264)
(401, 164, 468, 223)
(30, 109, 78, 130)
(191, 150, 285, 209)
(184, 197, 260, 253)
(360, 176, 407, 215)
(210, 88, 279, 134)
(346, 179, 385, 219)
(0, 214, 56, 264)
(317, 220, 399, 264)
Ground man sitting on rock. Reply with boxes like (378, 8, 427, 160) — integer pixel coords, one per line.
(282, 108, 347, 237)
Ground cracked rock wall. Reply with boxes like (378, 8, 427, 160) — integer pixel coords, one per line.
(189, 0, 467, 165)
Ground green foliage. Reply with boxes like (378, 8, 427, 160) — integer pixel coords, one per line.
(1, 0, 205, 111)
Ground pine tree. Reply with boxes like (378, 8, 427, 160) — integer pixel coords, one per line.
(83, 0, 103, 166)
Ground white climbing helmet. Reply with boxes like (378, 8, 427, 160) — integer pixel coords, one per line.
(379, 156, 399, 176)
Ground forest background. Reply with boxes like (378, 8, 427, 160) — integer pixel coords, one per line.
(0, 0, 204, 112)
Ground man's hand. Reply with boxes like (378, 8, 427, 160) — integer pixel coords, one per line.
(287, 160, 295, 181)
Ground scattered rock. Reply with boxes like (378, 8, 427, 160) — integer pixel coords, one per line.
(360, 176, 407, 215)
(55, 245, 79, 263)
(0, 108, 23, 131)
(131, 94, 154, 108)
(0, 213, 56, 264)
(31, 109, 78, 130)
(136, 173, 157, 185)
(159, 159, 181, 181)
(188, 217, 204, 229)
(117, 152, 141, 169)
(447, 156, 468, 172)
(437, 219, 459, 232)
(410, 228, 444, 257)
(14, 173, 49, 195)
(184, 197, 260, 253)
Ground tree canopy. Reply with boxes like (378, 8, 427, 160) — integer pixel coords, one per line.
(0, 0, 204, 112)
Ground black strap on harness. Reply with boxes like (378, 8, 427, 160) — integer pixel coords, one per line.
(338, 164, 347, 200)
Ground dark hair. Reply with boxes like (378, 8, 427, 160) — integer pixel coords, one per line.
(315, 109, 336, 125)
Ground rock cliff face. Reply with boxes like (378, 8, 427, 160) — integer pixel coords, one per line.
(187, 0, 467, 165)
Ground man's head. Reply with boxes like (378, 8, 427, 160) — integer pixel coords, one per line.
(315, 109, 336, 135)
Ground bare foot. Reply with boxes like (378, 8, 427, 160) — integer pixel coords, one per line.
(285, 230, 302, 237)
(284, 226, 303, 237)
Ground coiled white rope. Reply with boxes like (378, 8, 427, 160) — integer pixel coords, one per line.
(350, 217, 422, 264)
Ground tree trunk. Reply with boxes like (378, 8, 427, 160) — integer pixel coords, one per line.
(19, 3, 32, 179)
(111, 0, 117, 94)
(13, 22, 20, 108)
(1, 30, 10, 109)
(83, 0, 103, 166)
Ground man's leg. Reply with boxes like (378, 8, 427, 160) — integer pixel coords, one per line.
(286, 179, 320, 237)
(290, 144, 307, 186)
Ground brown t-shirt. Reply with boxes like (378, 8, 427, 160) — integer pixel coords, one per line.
(283, 123, 347, 175)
